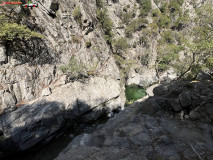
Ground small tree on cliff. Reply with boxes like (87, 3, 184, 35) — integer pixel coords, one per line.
(0, 15, 43, 41)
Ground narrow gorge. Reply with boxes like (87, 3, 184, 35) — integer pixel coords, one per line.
(0, 0, 212, 159)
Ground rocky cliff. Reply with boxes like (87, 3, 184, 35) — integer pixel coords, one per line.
(56, 81, 213, 160)
(0, 0, 212, 158)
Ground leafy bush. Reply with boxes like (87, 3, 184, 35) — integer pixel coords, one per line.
(206, 56, 213, 70)
(73, 6, 82, 25)
(113, 37, 128, 52)
(60, 56, 85, 73)
(157, 44, 183, 71)
(159, 30, 175, 44)
(71, 35, 80, 43)
(86, 41, 92, 48)
(122, 12, 133, 24)
(169, 0, 184, 15)
(141, 52, 150, 66)
(157, 14, 171, 28)
(137, 0, 152, 17)
(160, 2, 169, 13)
(96, 0, 104, 8)
(152, 9, 161, 17)
(125, 18, 148, 37)
(0, 15, 43, 41)
(97, 8, 114, 44)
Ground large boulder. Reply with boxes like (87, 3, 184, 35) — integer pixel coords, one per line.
(178, 91, 192, 108)
(55, 101, 213, 160)
(0, 77, 123, 152)
(2, 92, 16, 108)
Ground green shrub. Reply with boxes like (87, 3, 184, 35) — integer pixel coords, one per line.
(160, 2, 169, 13)
(157, 44, 183, 71)
(73, 6, 82, 25)
(97, 8, 114, 43)
(169, 0, 184, 15)
(152, 9, 161, 17)
(113, 37, 128, 52)
(60, 56, 85, 73)
(96, 0, 104, 8)
(206, 56, 213, 70)
(71, 35, 80, 43)
(139, 0, 152, 17)
(137, 0, 152, 17)
(139, 36, 148, 45)
(0, 15, 43, 41)
(86, 41, 92, 48)
(159, 30, 175, 44)
(172, 10, 190, 30)
(125, 18, 148, 37)
(141, 52, 150, 66)
(122, 12, 133, 24)
(157, 14, 171, 28)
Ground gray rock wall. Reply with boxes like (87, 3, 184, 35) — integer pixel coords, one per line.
(0, 76, 123, 151)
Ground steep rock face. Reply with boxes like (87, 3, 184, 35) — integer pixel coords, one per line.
(153, 81, 213, 123)
(0, 0, 122, 112)
(0, 43, 7, 65)
(0, 0, 127, 153)
(0, 76, 122, 152)
(55, 81, 213, 160)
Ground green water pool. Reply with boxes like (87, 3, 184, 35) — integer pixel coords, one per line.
(125, 84, 147, 102)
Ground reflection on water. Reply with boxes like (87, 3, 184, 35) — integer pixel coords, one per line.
(125, 84, 147, 102)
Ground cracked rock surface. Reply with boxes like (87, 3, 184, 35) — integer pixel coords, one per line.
(56, 81, 213, 160)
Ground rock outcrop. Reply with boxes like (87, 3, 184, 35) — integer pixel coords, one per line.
(55, 81, 213, 160)
(0, 76, 123, 152)
(0, 0, 212, 158)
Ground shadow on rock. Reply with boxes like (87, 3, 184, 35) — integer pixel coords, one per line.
(6, 38, 58, 66)
(0, 97, 115, 155)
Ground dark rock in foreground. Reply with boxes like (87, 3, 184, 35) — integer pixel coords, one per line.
(56, 81, 213, 160)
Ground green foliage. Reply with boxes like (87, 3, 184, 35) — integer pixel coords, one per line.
(125, 18, 148, 37)
(0, 15, 43, 41)
(71, 35, 80, 43)
(152, 9, 161, 17)
(113, 54, 137, 83)
(137, 0, 152, 17)
(60, 56, 85, 73)
(157, 44, 183, 71)
(189, 3, 213, 73)
(159, 30, 175, 44)
(160, 2, 169, 14)
(113, 37, 128, 52)
(97, 8, 114, 44)
(169, 0, 184, 15)
(141, 52, 150, 66)
(122, 12, 134, 24)
(206, 56, 213, 70)
(155, 1, 188, 30)
(73, 6, 82, 25)
(96, 0, 104, 8)
(157, 14, 171, 28)
(86, 41, 92, 48)
(139, 36, 148, 46)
